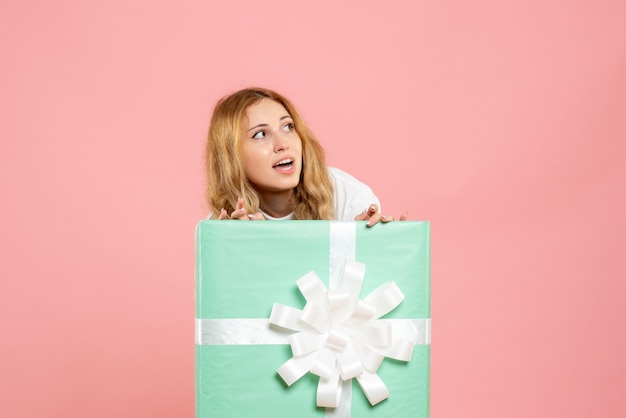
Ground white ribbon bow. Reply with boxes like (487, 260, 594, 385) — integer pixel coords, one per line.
(269, 260, 414, 409)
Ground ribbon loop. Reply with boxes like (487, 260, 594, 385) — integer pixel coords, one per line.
(356, 371, 390, 406)
(382, 338, 415, 362)
(277, 352, 317, 386)
(317, 372, 342, 408)
(328, 291, 355, 321)
(297, 271, 327, 303)
(290, 330, 324, 356)
(326, 327, 350, 351)
(363, 281, 405, 318)
(354, 321, 392, 346)
(353, 342, 385, 373)
(301, 301, 330, 333)
(269, 303, 306, 331)
(336, 344, 363, 380)
(337, 261, 365, 297)
(311, 347, 336, 379)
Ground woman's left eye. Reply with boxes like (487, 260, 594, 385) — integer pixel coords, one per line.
(283, 123, 294, 132)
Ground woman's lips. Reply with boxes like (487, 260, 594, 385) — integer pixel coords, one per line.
(272, 158, 296, 174)
(272, 158, 295, 173)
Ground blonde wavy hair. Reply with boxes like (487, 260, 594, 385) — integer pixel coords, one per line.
(205, 87, 335, 220)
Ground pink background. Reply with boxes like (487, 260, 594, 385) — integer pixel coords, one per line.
(1, 1, 625, 417)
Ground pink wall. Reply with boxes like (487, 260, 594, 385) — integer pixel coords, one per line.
(1, 0, 625, 417)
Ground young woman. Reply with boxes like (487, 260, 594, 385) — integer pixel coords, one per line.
(205, 87, 405, 226)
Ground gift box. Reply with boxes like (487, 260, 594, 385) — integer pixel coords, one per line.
(195, 220, 430, 418)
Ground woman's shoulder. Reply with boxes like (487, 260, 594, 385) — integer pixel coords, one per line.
(328, 167, 375, 192)
(328, 167, 380, 220)
(329, 167, 367, 186)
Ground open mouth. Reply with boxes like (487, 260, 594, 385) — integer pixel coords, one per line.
(273, 158, 294, 170)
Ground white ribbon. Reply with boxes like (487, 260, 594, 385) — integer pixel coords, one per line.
(269, 259, 416, 410)
(195, 221, 430, 417)
(195, 317, 430, 346)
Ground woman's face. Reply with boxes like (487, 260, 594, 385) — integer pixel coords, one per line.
(242, 98, 303, 196)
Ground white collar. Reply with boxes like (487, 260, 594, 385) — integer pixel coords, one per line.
(260, 210, 295, 220)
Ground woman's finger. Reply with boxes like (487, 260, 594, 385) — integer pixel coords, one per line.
(366, 211, 383, 227)
(230, 206, 248, 220)
(381, 215, 394, 223)
(247, 212, 265, 220)
(354, 209, 367, 221)
(228, 197, 249, 220)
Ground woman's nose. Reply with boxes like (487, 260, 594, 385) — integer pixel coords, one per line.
(273, 133, 290, 152)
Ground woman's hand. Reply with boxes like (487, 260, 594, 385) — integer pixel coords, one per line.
(354, 204, 408, 227)
(217, 197, 264, 220)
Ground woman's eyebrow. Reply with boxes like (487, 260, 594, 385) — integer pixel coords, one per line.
(247, 123, 267, 132)
(248, 116, 292, 132)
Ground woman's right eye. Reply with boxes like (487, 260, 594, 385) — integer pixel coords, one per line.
(252, 130, 265, 139)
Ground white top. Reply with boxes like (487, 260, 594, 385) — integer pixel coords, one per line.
(260, 167, 380, 221)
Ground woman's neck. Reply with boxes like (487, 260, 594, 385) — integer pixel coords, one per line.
(259, 190, 295, 218)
